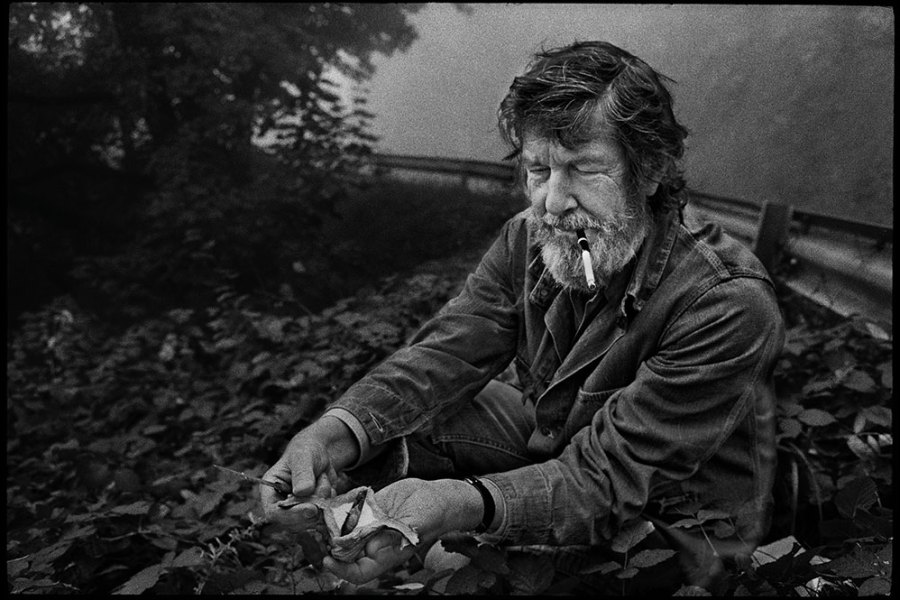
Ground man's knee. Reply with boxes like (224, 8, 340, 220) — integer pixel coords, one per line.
(406, 379, 534, 478)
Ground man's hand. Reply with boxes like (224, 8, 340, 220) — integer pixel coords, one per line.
(259, 416, 359, 525)
(323, 477, 484, 584)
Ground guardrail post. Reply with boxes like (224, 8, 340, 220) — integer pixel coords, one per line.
(752, 201, 794, 272)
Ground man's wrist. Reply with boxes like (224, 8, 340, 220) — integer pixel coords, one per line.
(440, 477, 504, 534)
(313, 415, 360, 470)
(438, 478, 486, 533)
(321, 408, 372, 469)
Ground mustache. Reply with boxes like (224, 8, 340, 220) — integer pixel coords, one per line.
(538, 203, 645, 237)
(539, 213, 603, 232)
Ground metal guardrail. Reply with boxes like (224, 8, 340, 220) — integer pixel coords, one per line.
(370, 153, 893, 331)
(371, 153, 516, 183)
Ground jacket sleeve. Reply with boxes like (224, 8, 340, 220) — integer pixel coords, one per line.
(327, 214, 527, 448)
(482, 275, 783, 547)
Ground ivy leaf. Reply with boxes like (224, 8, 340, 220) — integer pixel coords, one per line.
(778, 418, 802, 439)
(779, 401, 804, 417)
(875, 541, 892, 574)
(505, 552, 555, 595)
(752, 536, 803, 566)
(113, 564, 163, 594)
(696, 509, 732, 522)
(782, 328, 810, 356)
(673, 584, 713, 595)
(7, 557, 31, 580)
(616, 566, 639, 579)
(876, 361, 892, 389)
(443, 564, 485, 595)
(854, 509, 894, 539)
(581, 560, 622, 575)
(847, 435, 878, 459)
(254, 316, 291, 342)
(611, 519, 655, 553)
(289, 568, 342, 594)
(713, 520, 737, 538)
(853, 412, 867, 434)
(797, 408, 836, 427)
(823, 347, 853, 371)
(469, 544, 510, 575)
(170, 547, 205, 568)
(60, 524, 97, 541)
(834, 476, 878, 518)
(819, 546, 883, 578)
(629, 548, 677, 569)
(864, 322, 891, 341)
(110, 500, 152, 515)
(861, 405, 892, 428)
(671, 518, 701, 529)
(802, 380, 833, 396)
(841, 369, 876, 393)
(393, 582, 426, 591)
(857, 577, 891, 596)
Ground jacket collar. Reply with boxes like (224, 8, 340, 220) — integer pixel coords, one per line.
(625, 207, 681, 315)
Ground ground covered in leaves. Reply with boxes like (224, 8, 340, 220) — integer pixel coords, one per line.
(6, 246, 893, 595)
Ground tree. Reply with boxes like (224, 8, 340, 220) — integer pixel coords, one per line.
(7, 2, 425, 322)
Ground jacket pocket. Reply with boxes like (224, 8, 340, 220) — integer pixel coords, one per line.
(561, 387, 623, 439)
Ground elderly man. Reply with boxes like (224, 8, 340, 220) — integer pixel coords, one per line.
(260, 40, 784, 594)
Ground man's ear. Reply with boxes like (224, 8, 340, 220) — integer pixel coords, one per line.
(640, 160, 668, 197)
(641, 178, 660, 198)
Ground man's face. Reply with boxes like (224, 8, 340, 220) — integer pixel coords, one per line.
(522, 132, 653, 292)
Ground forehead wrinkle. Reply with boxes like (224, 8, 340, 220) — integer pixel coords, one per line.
(522, 135, 624, 168)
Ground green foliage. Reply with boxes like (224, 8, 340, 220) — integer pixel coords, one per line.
(7, 260, 892, 595)
(7, 2, 424, 322)
(6, 260, 472, 594)
(4, 153, 892, 597)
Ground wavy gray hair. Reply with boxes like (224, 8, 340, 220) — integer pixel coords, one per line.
(498, 41, 690, 213)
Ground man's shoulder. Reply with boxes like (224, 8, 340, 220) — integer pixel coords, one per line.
(676, 212, 772, 283)
(506, 208, 532, 228)
(497, 208, 534, 245)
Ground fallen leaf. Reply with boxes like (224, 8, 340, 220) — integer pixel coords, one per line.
(113, 565, 162, 595)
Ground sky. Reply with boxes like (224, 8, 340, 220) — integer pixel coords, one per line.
(355, 4, 893, 224)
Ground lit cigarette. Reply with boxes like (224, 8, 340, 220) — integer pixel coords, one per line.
(575, 229, 598, 292)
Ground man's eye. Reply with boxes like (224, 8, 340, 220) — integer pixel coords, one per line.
(573, 166, 602, 175)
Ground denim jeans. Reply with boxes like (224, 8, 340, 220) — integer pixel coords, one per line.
(405, 379, 535, 478)
(397, 379, 690, 595)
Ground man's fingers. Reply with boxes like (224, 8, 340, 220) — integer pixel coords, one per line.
(322, 536, 415, 584)
(323, 543, 415, 585)
(282, 452, 317, 498)
(290, 472, 317, 498)
(323, 555, 380, 584)
(265, 501, 321, 527)
(312, 470, 333, 498)
(364, 530, 404, 555)
(258, 483, 276, 506)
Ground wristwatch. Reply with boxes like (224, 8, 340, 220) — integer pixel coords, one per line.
(462, 475, 495, 533)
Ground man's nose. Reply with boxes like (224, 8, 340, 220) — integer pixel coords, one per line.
(544, 171, 577, 216)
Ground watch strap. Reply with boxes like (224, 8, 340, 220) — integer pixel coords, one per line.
(463, 475, 495, 534)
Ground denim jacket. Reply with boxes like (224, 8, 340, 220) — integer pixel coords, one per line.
(328, 206, 784, 558)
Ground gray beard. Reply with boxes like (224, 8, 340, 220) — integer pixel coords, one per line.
(528, 201, 650, 292)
